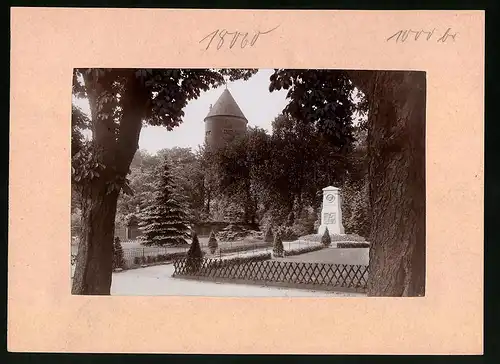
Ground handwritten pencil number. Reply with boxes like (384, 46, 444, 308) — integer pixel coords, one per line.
(200, 25, 280, 51)
(387, 27, 457, 43)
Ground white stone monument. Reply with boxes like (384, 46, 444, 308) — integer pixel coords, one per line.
(318, 186, 345, 235)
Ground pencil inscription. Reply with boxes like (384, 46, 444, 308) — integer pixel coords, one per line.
(199, 25, 280, 51)
(387, 27, 458, 43)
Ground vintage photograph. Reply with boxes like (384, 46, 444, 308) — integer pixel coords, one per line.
(71, 68, 426, 297)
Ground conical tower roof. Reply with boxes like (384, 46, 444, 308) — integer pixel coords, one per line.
(205, 89, 247, 121)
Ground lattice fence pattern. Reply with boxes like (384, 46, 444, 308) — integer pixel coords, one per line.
(173, 258, 369, 291)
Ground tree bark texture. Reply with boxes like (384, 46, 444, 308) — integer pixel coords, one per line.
(71, 185, 119, 295)
(364, 71, 426, 297)
(72, 72, 147, 295)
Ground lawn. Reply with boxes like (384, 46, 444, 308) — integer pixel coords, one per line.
(71, 236, 268, 255)
(71, 236, 275, 271)
(277, 247, 369, 265)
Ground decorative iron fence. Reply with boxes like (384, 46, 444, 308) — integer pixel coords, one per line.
(173, 257, 369, 292)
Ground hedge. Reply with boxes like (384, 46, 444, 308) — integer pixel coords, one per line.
(205, 252, 272, 269)
(301, 233, 367, 243)
(284, 244, 325, 257)
(131, 251, 188, 267)
(336, 242, 370, 248)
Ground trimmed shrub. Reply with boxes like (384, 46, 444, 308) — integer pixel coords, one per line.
(187, 232, 203, 258)
(321, 227, 332, 247)
(264, 226, 273, 243)
(273, 230, 284, 257)
(112, 237, 125, 270)
(208, 230, 218, 254)
(133, 256, 141, 265)
(186, 231, 203, 272)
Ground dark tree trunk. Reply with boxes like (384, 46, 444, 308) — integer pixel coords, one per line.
(72, 71, 146, 295)
(72, 185, 119, 295)
(364, 71, 426, 297)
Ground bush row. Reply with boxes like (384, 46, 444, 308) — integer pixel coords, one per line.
(284, 244, 325, 257)
(204, 252, 272, 269)
(301, 233, 367, 243)
(132, 251, 187, 266)
(336, 242, 370, 248)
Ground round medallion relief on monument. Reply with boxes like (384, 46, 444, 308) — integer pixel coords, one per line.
(326, 194, 335, 202)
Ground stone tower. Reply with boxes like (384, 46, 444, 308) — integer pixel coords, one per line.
(204, 88, 247, 149)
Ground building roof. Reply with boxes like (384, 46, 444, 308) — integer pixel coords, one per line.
(204, 89, 247, 121)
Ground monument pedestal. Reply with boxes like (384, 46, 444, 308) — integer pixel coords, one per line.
(318, 186, 345, 235)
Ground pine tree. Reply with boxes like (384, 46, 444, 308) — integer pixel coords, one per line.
(321, 227, 332, 247)
(112, 237, 125, 270)
(208, 230, 218, 254)
(139, 158, 191, 246)
(273, 229, 284, 257)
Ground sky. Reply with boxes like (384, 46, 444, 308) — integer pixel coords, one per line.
(74, 69, 289, 155)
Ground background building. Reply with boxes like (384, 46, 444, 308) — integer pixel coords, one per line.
(204, 88, 248, 149)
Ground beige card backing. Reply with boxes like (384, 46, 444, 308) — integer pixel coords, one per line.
(9, 8, 484, 354)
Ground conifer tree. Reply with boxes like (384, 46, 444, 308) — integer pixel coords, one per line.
(186, 231, 203, 272)
(208, 230, 218, 254)
(187, 231, 203, 258)
(112, 237, 125, 270)
(321, 227, 332, 247)
(139, 158, 191, 246)
(273, 229, 284, 257)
